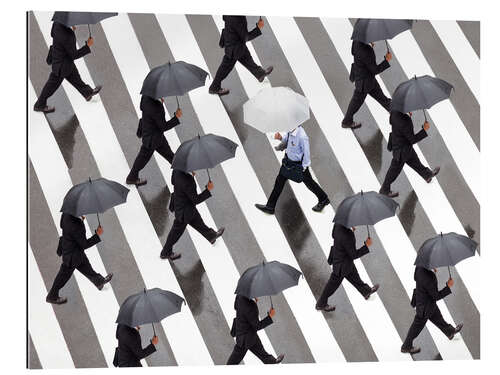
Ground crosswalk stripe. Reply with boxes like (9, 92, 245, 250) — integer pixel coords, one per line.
(33, 11, 213, 366)
(155, 13, 346, 362)
(100, 13, 275, 364)
(320, 17, 480, 312)
(266, 16, 473, 360)
(28, 245, 75, 369)
(430, 20, 480, 102)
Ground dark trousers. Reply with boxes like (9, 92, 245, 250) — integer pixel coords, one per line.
(227, 336, 276, 365)
(35, 68, 93, 108)
(209, 47, 265, 91)
(161, 209, 216, 256)
(47, 256, 105, 299)
(402, 307, 455, 349)
(267, 168, 328, 209)
(317, 266, 371, 307)
(342, 80, 391, 125)
(127, 138, 174, 181)
(380, 147, 432, 194)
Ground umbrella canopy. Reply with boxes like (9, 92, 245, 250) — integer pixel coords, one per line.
(171, 134, 238, 176)
(116, 288, 185, 328)
(140, 61, 209, 100)
(60, 177, 129, 219)
(52, 11, 118, 27)
(415, 232, 478, 271)
(243, 86, 310, 133)
(390, 75, 453, 113)
(333, 191, 399, 231)
(351, 18, 414, 44)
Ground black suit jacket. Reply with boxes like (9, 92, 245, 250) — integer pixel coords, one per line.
(389, 111, 428, 160)
(230, 295, 273, 349)
(349, 40, 390, 93)
(59, 213, 101, 268)
(115, 324, 156, 367)
(327, 224, 369, 277)
(140, 95, 180, 149)
(50, 22, 91, 77)
(222, 15, 261, 59)
(413, 267, 451, 318)
(170, 170, 211, 223)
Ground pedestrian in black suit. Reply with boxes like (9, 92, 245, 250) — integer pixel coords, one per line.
(209, 16, 273, 96)
(227, 295, 285, 365)
(34, 21, 101, 113)
(46, 214, 112, 304)
(341, 40, 392, 129)
(160, 170, 224, 260)
(126, 97, 182, 186)
(114, 324, 157, 367)
(316, 224, 379, 311)
(379, 111, 440, 198)
(401, 267, 463, 354)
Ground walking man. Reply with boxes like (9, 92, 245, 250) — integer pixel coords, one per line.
(401, 267, 463, 354)
(160, 169, 224, 260)
(316, 224, 379, 311)
(126, 96, 182, 186)
(46, 214, 112, 304)
(379, 111, 440, 198)
(227, 295, 285, 365)
(34, 21, 101, 113)
(255, 126, 330, 214)
(114, 324, 158, 367)
(209, 16, 273, 96)
(341, 40, 392, 129)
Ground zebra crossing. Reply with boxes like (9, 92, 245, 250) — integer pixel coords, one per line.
(28, 11, 480, 368)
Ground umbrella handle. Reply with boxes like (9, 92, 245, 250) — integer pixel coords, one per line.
(269, 295, 273, 310)
(423, 109, 427, 122)
(152, 322, 156, 337)
(206, 169, 211, 183)
(366, 225, 370, 238)
(448, 266, 451, 279)
(96, 212, 101, 228)
(88, 24, 91, 39)
(175, 95, 180, 110)
(385, 39, 389, 54)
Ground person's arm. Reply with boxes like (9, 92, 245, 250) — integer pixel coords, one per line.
(153, 112, 180, 133)
(247, 24, 262, 41)
(301, 135, 311, 169)
(62, 34, 91, 61)
(364, 50, 390, 76)
(402, 117, 428, 145)
(128, 336, 156, 360)
(72, 226, 101, 251)
(344, 232, 369, 260)
(245, 305, 273, 332)
(424, 277, 452, 302)
(185, 179, 212, 206)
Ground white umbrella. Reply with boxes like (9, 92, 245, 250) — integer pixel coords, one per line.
(243, 86, 310, 133)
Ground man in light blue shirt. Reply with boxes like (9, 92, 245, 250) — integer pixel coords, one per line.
(255, 126, 330, 214)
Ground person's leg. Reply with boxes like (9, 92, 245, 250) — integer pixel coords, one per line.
(380, 156, 404, 194)
(405, 148, 433, 181)
(266, 173, 288, 209)
(65, 67, 93, 99)
(34, 72, 64, 109)
(401, 314, 427, 350)
(188, 209, 217, 242)
(209, 55, 237, 91)
(127, 146, 154, 181)
(316, 272, 343, 308)
(161, 219, 188, 257)
(345, 266, 372, 298)
(76, 255, 105, 288)
(237, 47, 266, 79)
(226, 344, 247, 365)
(429, 307, 456, 337)
(249, 336, 276, 364)
(155, 138, 175, 165)
(368, 81, 392, 112)
(302, 168, 328, 202)
(342, 89, 367, 125)
(47, 263, 75, 300)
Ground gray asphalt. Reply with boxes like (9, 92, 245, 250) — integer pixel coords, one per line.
(28, 334, 42, 369)
(457, 21, 480, 57)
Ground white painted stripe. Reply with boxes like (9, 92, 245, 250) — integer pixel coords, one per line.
(320, 17, 479, 311)
(33, 11, 212, 366)
(267, 16, 472, 360)
(212, 15, 408, 361)
(156, 13, 345, 362)
(101, 13, 274, 364)
(28, 245, 74, 369)
(430, 20, 480, 102)
(29, 82, 121, 367)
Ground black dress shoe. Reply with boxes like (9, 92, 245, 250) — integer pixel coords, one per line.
(448, 323, 463, 340)
(97, 273, 113, 290)
(341, 121, 362, 129)
(364, 284, 380, 300)
(312, 198, 330, 212)
(379, 190, 399, 198)
(316, 304, 336, 312)
(258, 66, 274, 82)
(126, 178, 147, 186)
(46, 296, 68, 305)
(34, 105, 55, 113)
(426, 167, 440, 183)
(210, 227, 225, 244)
(255, 203, 275, 214)
(401, 346, 421, 354)
(274, 354, 285, 364)
(160, 252, 182, 260)
(209, 87, 230, 96)
(86, 85, 102, 101)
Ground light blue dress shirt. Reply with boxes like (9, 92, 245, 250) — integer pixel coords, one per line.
(281, 126, 311, 169)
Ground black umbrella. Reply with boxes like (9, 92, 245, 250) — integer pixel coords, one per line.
(60, 177, 129, 226)
(171, 134, 238, 182)
(333, 190, 399, 237)
(351, 18, 414, 53)
(140, 61, 209, 109)
(415, 232, 478, 278)
(390, 75, 453, 122)
(116, 288, 185, 335)
(52, 11, 118, 38)
(235, 260, 302, 309)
